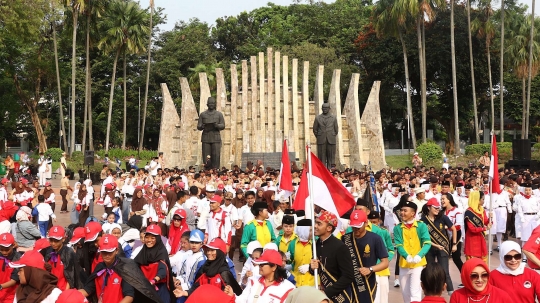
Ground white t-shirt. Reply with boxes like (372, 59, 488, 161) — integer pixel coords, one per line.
(35, 203, 56, 222)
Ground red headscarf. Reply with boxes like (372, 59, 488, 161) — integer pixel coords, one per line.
(168, 210, 189, 254)
(461, 258, 492, 296)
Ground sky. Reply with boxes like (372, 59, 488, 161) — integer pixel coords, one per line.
(154, 0, 539, 32)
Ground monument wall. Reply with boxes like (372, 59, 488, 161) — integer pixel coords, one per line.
(158, 48, 386, 171)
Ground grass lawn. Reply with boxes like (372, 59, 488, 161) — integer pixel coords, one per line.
(385, 154, 414, 169)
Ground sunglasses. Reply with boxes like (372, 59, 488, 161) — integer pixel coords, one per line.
(470, 272, 489, 280)
(504, 253, 522, 261)
(173, 217, 182, 221)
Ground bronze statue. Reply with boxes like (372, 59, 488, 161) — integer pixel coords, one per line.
(197, 97, 225, 169)
(313, 103, 338, 169)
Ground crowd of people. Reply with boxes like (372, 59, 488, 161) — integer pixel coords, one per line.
(0, 152, 540, 303)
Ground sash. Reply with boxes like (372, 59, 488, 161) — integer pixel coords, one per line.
(464, 209, 485, 235)
(342, 233, 375, 303)
(424, 217, 450, 255)
(319, 261, 353, 303)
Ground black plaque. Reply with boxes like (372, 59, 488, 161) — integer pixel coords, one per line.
(241, 152, 297, 171)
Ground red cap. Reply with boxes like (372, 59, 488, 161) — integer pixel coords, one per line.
(178, 182, 185, 189)
(144, 184, 152, 189)
(349, 210, 368, 228)
(56, 289, 89, 303)
(98, 234, 118, 252)
(174, 209, 186, 218)
(204, 238, 227, 254)
(44, 182, 52, 187)
(0, 233, 14, 247)
(146, 224, 162, 236)
(21, 179, 28, 185)
(217, 184, 225, 190)
(69, 227, 86, 245)
(135, 186, 143, 190)
(163, 184, 170, 189)
(209, 195, 222, 204)
(252, 249, 282, 266)
(34, 238, 51, 251)
(47, 225, 65, 240)
(318, 210, 338, 227)
(0, 178, 8, 185)
(105, 183, 115, 191)
(84, 221, 102, 242)
(426, 198, 441, 207)
(9, 250, 45, 270)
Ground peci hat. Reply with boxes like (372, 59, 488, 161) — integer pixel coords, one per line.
(252, 249, 282, 266)
(284, 209, 295, 215)
(252, 202, 268, 210)
(98, 234, 118, 252)
(282, 215, 295, 225)
(349, 210, 368, 228)
(9, 250, 45, 270)
(297, 219, 312, 227)
(401, 200, 418, 212)
(368, 211, 380, 220)
(48, 226, 65, 240)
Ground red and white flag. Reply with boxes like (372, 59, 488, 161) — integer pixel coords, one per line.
(277, 139, 294, 199)
(488, 134, 501, 194)
(293, 151, 356, 219)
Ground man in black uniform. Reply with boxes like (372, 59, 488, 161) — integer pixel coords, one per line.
(310, 210, 354, 303)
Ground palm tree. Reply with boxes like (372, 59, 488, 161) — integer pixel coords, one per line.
(65, 0, 86, 156)
(506, 12, 540, 138)
(526, 0, 536, 138)
(468, 0, 480, 144)
(99, 0, 149, 152)
(373, 0, 417, 149)
(472, 0, 496, 131)
(451, 0, 460, 154)
(139, 0, 154, 153)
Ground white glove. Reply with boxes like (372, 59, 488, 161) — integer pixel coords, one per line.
(284, 264, 293, 271)
(406, 255, 414, 263)
(298, 264, 310, 274)
(413, 255, 422, 264)
(285, 251, 291, 261)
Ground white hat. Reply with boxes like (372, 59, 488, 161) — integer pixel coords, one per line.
(414, 187, 425, 194)
(205, 184, 216, 192)
(247, 241, 262, 255)
(263, 243, 278, 251)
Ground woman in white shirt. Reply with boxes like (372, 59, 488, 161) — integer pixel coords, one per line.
(228, 249, 295, 303)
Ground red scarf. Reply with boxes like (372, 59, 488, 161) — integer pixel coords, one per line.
(461, 258, 493, 298)
(168, 219, 189, 254)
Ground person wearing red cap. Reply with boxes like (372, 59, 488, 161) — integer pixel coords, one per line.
(134, 224, 175, 302)
(168, 209, 190, 256)
(45, 225, 82, 291)
(419, 198, 457, 296)
(81, 221, 104, 275)
(175, 238, 242, 299)
(226, 249, 294, 302)
(342, 210, 389, 302)
(206, 195, 232, 251)
(80, 234, 162, 303)
(9, 250, 63, 302)
(310, 210, 355, 303)
(0, 233, 20, 302)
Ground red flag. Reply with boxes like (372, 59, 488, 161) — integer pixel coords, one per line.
(489, 134, 501, 194)
(277, 139, 293, 199)
(293, 151, 356, 217)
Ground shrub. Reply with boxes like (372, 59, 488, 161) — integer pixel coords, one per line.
(46, 148, 65, 161)
(464, 143, 513, 156)
(95, 148, 157, 161)
(71, 151, 84, 162)
(534, 143, 540, 150)
(416, 142, 443, 162)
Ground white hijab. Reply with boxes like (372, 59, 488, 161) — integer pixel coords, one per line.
(496, 240, 525, 276)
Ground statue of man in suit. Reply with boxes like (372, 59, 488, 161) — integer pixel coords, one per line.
(313, 103, 339, 169)
(197, 97, 225, 169)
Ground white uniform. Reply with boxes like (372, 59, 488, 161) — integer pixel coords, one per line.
(381, 191, 400, 235)
(517, 193, 540, 241)
(513, 193, 522, 238)
(493, 190, 512, 233)
(236, 277, 295, 303)
(206, 208, 232, 244)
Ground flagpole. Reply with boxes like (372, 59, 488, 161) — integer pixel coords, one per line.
(306, 142, 319, 289)
(488, 130, 494, 269)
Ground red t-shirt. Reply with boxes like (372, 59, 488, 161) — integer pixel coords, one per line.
(49, 256, 67, 290)
(522, 225, 540, 269)
(490, 268, 540, 303)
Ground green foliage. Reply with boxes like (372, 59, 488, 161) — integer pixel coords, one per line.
(71, 151, 84, 162)
(46, 148, 65, 161)
(94, 148, 156, 160)
(416, 142, 443, 162)
(464, 142, 513, 156)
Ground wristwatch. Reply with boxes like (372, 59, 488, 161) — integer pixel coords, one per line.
(369, 267, 373, 272)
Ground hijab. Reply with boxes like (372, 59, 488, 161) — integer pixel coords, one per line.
(296, 226, 311, 242)
(468, 191, 484, 214)
(42, 187, 53, 200)
(78, 184, 87, 201)
(168, 216, 189, 254)
(106, 223, 122, 235)
(15, 266, 58, 303)
(16, 209, 29, 222)
(13, 182, 23, 195)
(200, 249, 230, 278)
(131, 188, 146, 212)
(496, 240, 525, 276)
(133, 232, 169, 265)
(285, 286, 330, 303)
(263, 190, 275, 212)
(127, 215, 143, 231)
(461, 258, 492, 296)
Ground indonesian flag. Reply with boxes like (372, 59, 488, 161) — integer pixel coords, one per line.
(293, 151, 356, 219)
(277, 139, 294, 199)
(488, 134, 501, 194)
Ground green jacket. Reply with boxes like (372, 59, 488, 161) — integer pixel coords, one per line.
(240, 220, 276, 258)
(393, 220, 432, 259)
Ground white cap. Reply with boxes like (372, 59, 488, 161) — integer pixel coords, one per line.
(205, 184, 216, 192)
(247, 241, 262, 255)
